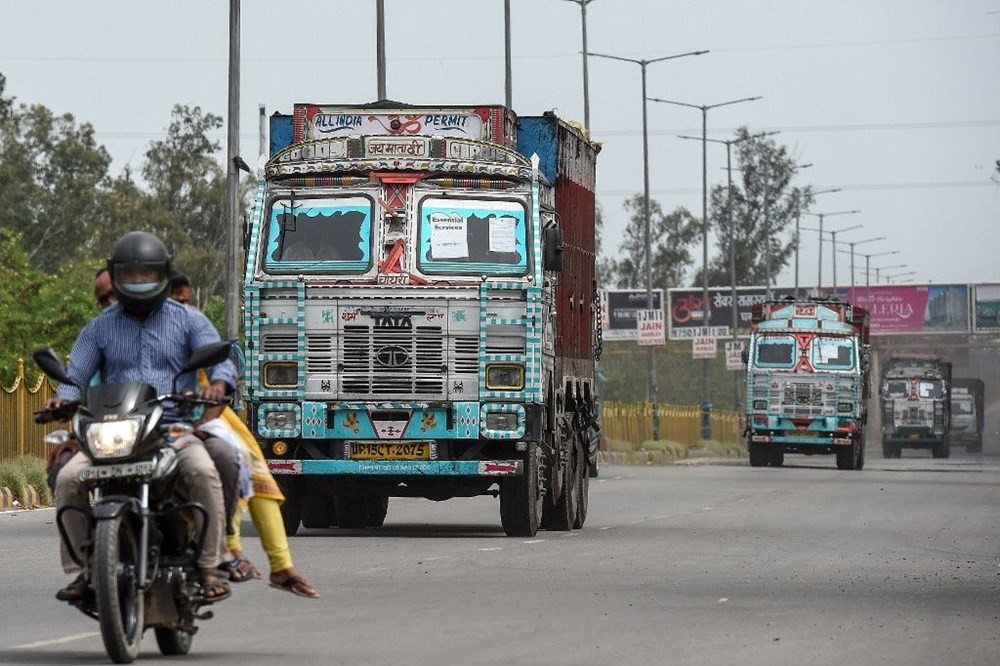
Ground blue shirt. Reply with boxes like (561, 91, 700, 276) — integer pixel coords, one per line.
(56, 300, 238, 416)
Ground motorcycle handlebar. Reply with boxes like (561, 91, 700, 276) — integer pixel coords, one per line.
(33, 401, 80, 424)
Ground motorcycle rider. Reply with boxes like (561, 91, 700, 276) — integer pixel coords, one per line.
(49, 231, 236, 604)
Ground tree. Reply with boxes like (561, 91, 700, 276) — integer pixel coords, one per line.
(702, 127, 812, 287)
(141, 105, 229, 304)
(0, 81, 112, 268)
(607, 195, 700, 291)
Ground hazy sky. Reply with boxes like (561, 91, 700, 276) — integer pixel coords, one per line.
(2, 1, 998, 287)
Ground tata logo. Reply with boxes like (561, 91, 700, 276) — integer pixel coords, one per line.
(373, 315, 412, 328)
(375, 345, 410, 368)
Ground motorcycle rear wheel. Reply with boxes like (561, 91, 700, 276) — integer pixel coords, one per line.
(94, 514, 144, 663)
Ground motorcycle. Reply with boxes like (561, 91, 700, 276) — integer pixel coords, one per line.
(34, 342, 232, 664)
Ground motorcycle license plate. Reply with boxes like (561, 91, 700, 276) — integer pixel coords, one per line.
(79, 460, 157, 482)
(347, 442, 432, 460)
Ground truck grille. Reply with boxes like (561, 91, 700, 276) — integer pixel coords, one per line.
(340, 325, 447, 397)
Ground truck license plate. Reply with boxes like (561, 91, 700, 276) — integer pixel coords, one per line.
(347, 442, 432, 460)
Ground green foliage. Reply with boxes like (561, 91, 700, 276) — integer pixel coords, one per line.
(16, 455, 52, 506)
(0, 459, 30, 506)
(703, 127, 812, 287)
(606, 195, 699, 290)
(0, 81, 243, 381)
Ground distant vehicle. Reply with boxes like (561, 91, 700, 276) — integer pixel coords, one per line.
(950, 377, 985, 453)
(744, 297, 871, 470)
(879, 354, 952, 458)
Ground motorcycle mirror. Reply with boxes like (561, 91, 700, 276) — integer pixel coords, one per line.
(32, 348, 77, 387)
(180, 342, 233, 375)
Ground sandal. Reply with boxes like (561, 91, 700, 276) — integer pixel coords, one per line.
(269, 572, 319, 599)
(199, 569, 232, 603)
(218, 556, 260, 583)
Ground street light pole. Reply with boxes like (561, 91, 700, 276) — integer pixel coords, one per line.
(834, 236, 885, 296)
(561, 0, 597, 131)
(827, 224, 862, 293)
(224, 0, 241, 341)
(802, 210, 860, 294)
(794, 187, 839, 297)
(649, 95, 761, 439)
(376, 0, 386, 99)
(589, 49, 708, 440)
(678, 130, 775, 411)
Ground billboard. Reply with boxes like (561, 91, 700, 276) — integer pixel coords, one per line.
(972, 283, 1000, 333)
(845, 285, 969, 335)
(601, 289, 664, 340)
(667, 287, 798, 340)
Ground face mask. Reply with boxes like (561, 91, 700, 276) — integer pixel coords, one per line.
(120, 282, 160, 294)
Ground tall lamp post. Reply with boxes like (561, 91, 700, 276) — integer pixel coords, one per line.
(826, 223, 863, 293)
(856, 251, 900, 304)
(648, 94, 761, 439)
(794, 187, 840, 297)
(560, 0, 598, 131)
(224, 0, 242, 341)
(589, 49, 708, 439)
(884, 270, 917, 284)
(801, 210, 860, 293)
(678, 129, 775, 410)
(834, 236, 885, 296)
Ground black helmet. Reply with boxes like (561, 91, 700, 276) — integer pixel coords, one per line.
(108, 231, 172, 315)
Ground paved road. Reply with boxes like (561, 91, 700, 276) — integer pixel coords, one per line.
(1, 451, 998, 665)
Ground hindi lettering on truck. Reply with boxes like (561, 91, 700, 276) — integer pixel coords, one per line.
(743, 297, 871, 470)
(879, 354, 952, 458)
(242, 104, 601, 537)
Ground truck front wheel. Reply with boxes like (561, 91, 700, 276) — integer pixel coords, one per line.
(500, 443, 544, 537)
(748, 441, 769, 467)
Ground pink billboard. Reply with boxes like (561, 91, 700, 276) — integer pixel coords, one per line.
(844, 284, 969, 334)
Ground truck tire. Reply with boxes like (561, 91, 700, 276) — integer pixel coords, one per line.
(768, 446, 784, 467)
(968, 436, 982, 454)
(301, 496, 335, 529)
(500, 443, 543, 537)
(748, 441, 769, 467)
(334, 495, 371, 529)
(573, 440, 589, 530)
(836, 440, 860, 470)
(932, 440, 948, 459)
(367, 495, 389, 527)
(882, 441, 900, 459)
(541, 440, 576, 531)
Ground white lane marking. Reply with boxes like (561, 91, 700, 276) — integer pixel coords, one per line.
(560, 532, 580, 538)
(599, 525, 613, 530)
(703, 507, 713, 511)
(479, 547, 503, 552)
(653, 514, 671, 520)
(628, 518, 644, 524)
(356, 566, 390, 574)
(13, 632, 100, 649)
(523, 539, 544, 544)
(423, 556, 448, 562)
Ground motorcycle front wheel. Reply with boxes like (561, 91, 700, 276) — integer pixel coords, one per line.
(93, 514, 144, 663)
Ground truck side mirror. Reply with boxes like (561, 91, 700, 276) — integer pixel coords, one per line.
(543, 227, 564, 272)
(740, 349, 749, 365)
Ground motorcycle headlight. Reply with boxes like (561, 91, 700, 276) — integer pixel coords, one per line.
(85, 418, 144, 459)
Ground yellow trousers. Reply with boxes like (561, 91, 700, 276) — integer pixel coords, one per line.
(227, 496, 293, 573)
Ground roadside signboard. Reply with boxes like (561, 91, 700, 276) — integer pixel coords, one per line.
(601, 289, 664, 341)
(692, 336, 717, 359)
(725, 340, 746, 370)
(845, 284, 970, 335)
(637, 309, 666, 346)
(667, 287, 797, 340)
(972, 283, 1000, 333)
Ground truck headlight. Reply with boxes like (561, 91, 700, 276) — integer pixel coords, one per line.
(753, 399, 768, 411)
(486, 364, 524, 390)
(837, 402, 853, 413)
(486, 412, 519, 431)
(263, 362, 298, 388)
(86, 418, 143, 459)
(265, 411, 297, 430)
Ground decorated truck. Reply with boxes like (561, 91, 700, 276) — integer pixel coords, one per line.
(950, 377, 985, 453)
(241, 102, 601, 537)
(879, 353, 952, 458)
(744, 297, 871, 470)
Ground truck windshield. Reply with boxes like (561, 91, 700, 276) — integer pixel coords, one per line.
(812, 337, 855, 370)
(952, 397, 974, 415)
(417, 197, 528, 276)
(884, 379, 908, 397)
(754, 336, 795, 368)
(917, 379, 944, 399)
(263, 194, 373, 274)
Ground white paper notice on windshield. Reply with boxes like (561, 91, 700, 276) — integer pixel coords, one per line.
(429, 213, 469, 258)
(489, 215, 517, 253)
(817, 341, 840, 363)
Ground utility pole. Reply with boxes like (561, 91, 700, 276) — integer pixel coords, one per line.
(560, 0, 598, 131)
(376, 0, 386, 99)
(223, 0, 241, 341)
